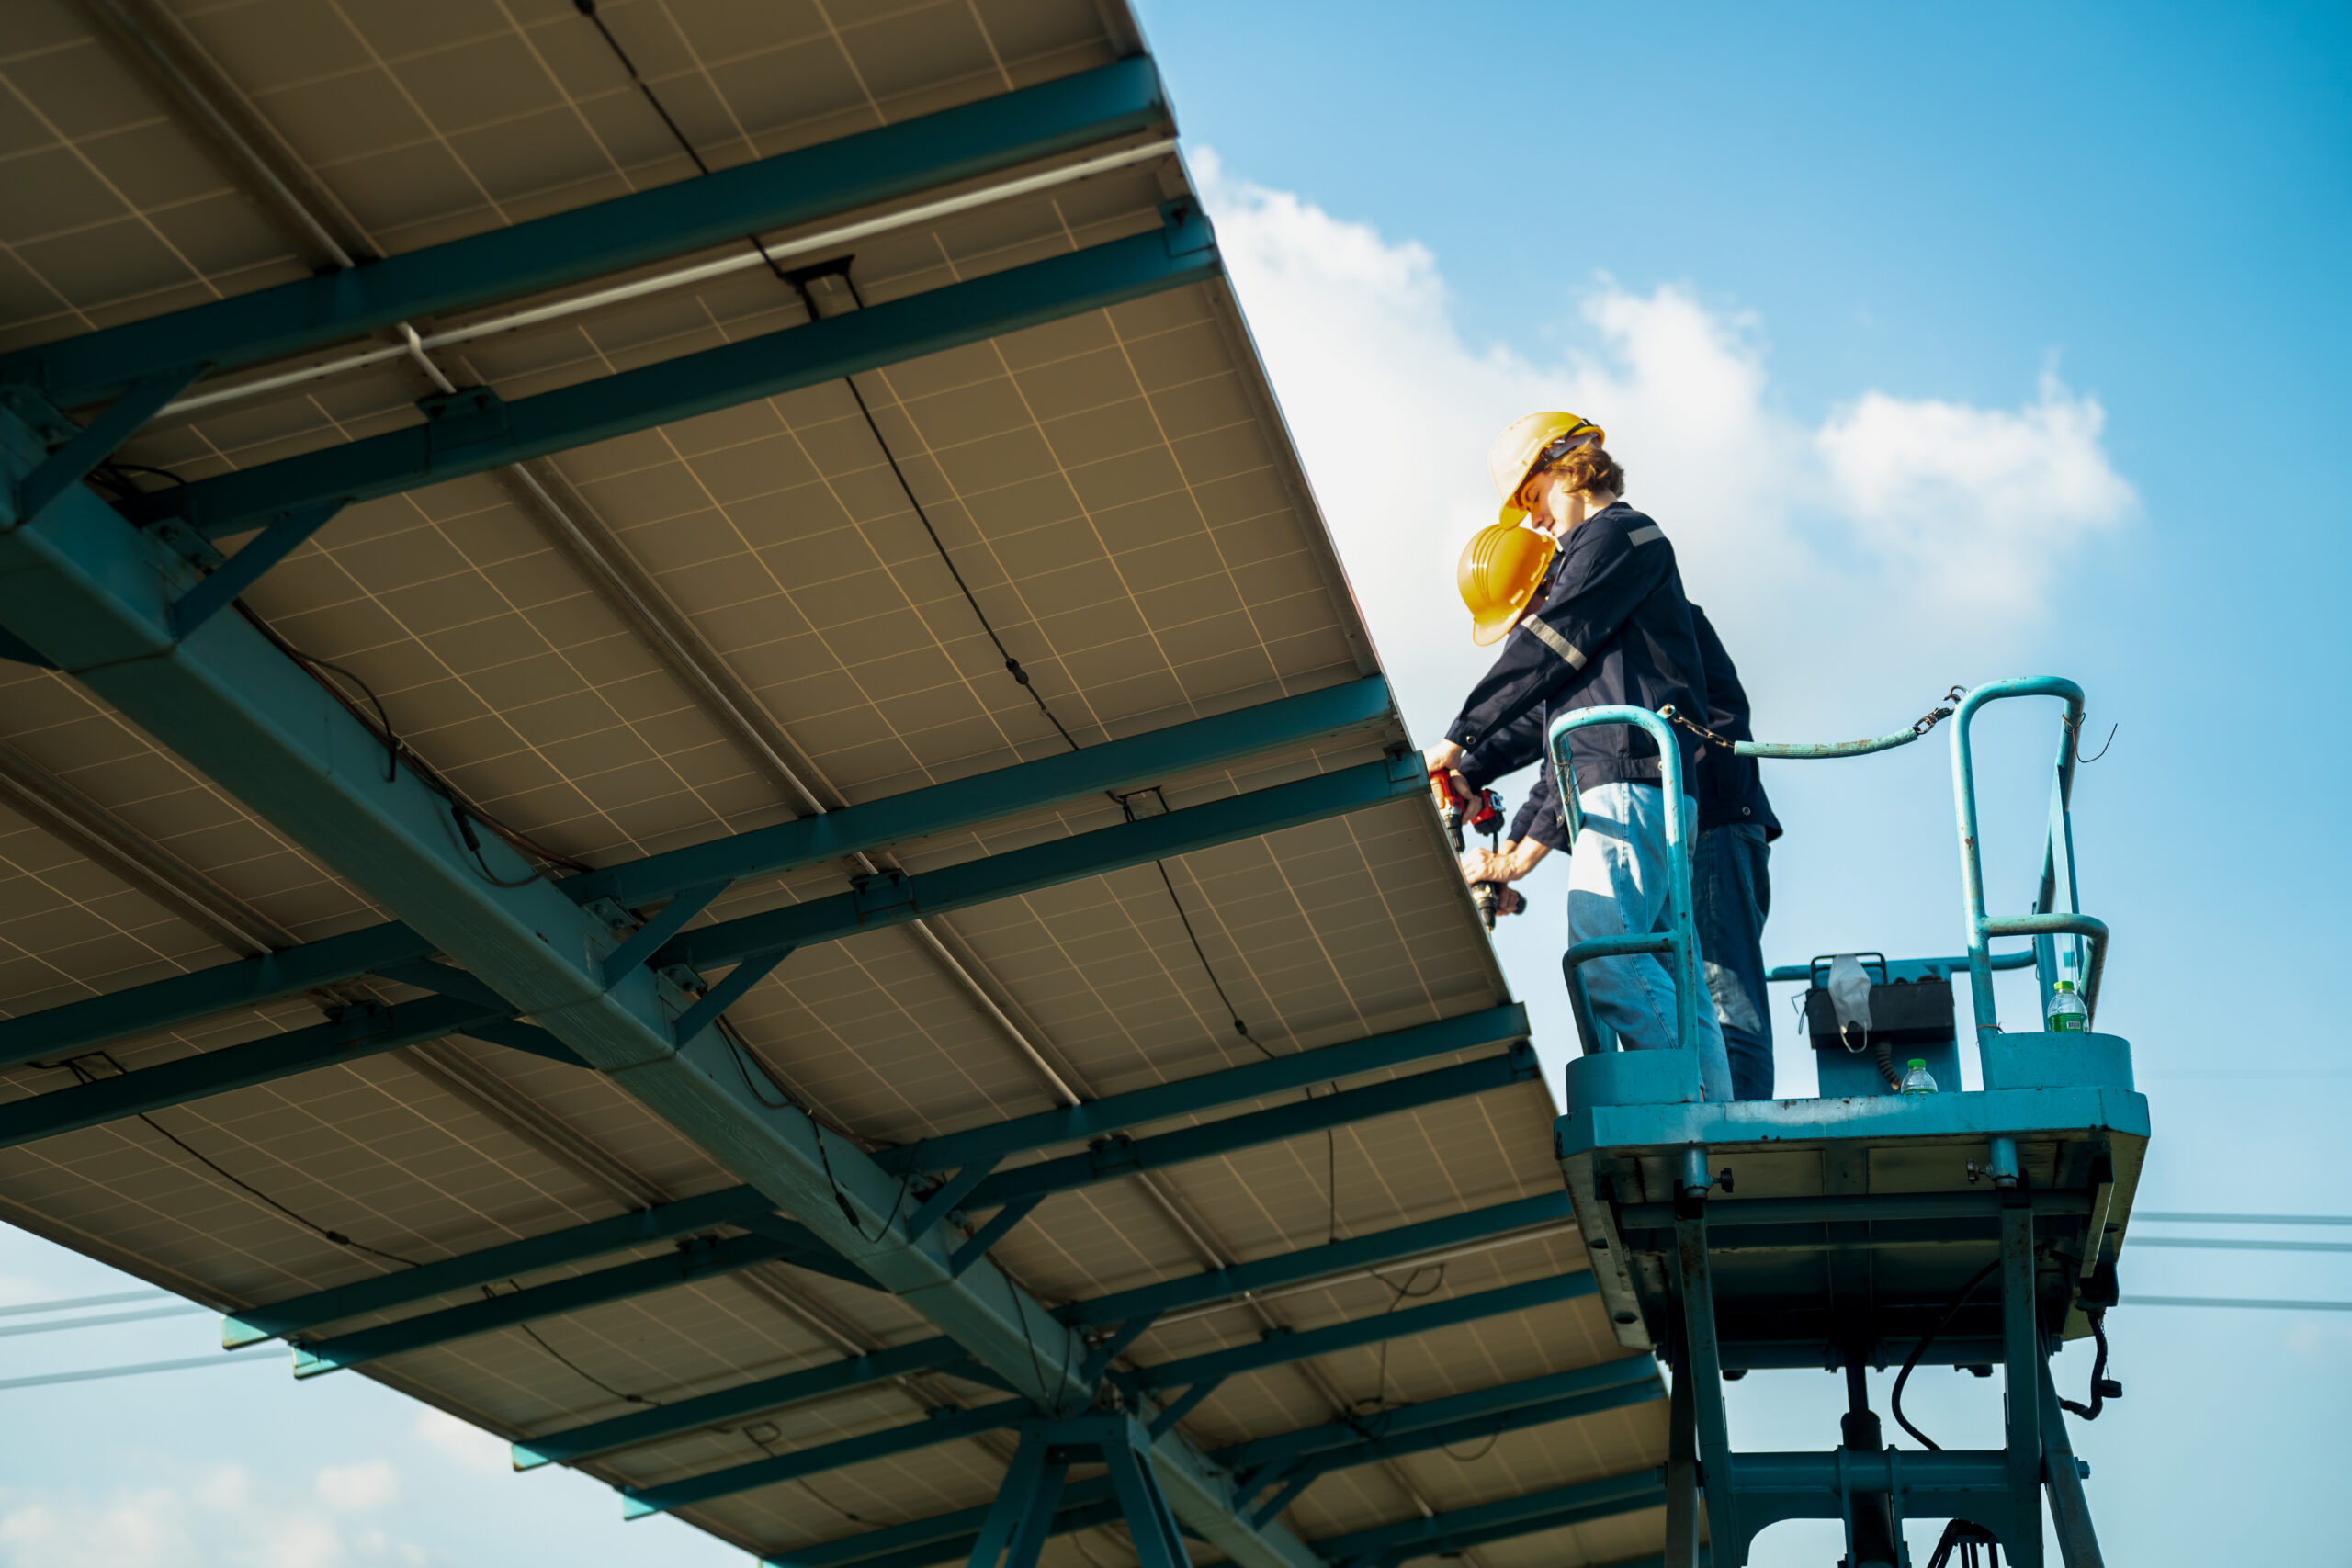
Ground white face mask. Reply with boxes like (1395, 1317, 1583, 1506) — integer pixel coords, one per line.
(1827, 953, 1875, 1036)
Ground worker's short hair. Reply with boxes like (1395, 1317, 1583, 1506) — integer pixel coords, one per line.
(1518, 441, 1625, 511)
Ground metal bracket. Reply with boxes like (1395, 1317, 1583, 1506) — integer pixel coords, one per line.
(418, 385, 511, 474)
(849, 868, 917, 926)
(14, 364, 205, 523)
(1159, 197, 1215, 258)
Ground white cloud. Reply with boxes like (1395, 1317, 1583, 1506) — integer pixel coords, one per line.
(407, 1409, 508, 1474)
(313, 1461, 399, 1512)
(0, 1460, 417, 1568)
(1192, 149, 2134, 743)
(1817, 372, 2134, 605)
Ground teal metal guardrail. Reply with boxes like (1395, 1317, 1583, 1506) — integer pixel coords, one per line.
(1546, 678, 2110, 1083)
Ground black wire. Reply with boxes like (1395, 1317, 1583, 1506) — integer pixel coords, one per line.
(2057, 1308, 2115, 1420)
(1438, 1425, 1504, 1463)
(501, 1292, 659, 1406)
(568, 3, 1299, 1106)
(1356, 1263, 1446, 1413)
(1116, 789, 1274, 1060)
(233, 604, 591, 878)
(792, 268, 1085, 752)
(572, 2, 712, 173)
(451, 803, 555, 887)
(69, 1060, 422, 1269)
(791, 1476, 869, 1525)
(744, 1417, 868, 1521)
(295, 649, 401, 784)
(1891, 1258, 2003, 1450)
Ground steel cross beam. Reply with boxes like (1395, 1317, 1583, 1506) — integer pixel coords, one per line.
(0, 60, 1169, 408)
(651, 750, 1426, 974)
(0, 408, 1322, 1568)
(1213, 1359, 1663, 1508)
(0, 780, 1451, 1153)
(204, 1009, 1527, 1366)
(1308, 1466, 1670, 1567)
(756, 1461, 1669, 1568)
(221, 1186, 775, 1348)
(0, 995, 517, 1150)
(608, 1336, 1653, 1524)
(288, 1224, 868, 1377)
(955, 1045, 1537, 1213)
(876, 1003, 1524, 1180)
(1123, 1273, 1599, 1396)
(0, 677, 1394, 1068)
(509, 1190, 1574, 1472)
(130, 212, 1216, 541)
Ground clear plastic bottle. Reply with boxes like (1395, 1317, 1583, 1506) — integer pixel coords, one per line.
(1899, 1058, 1937, 1095)
(2045, 979, 2089, 1033)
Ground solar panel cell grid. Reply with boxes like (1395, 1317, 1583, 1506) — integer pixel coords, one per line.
(0, 4, 1670, 1562)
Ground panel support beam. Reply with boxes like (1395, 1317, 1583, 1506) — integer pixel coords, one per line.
(511, 1191, 1576, 1473)
(1213, 1358, 1662, 1494)
(223, 1186, 776, 1348)
(0, 676, 1394, 1068)
(881, 1004, 1523, 1179)
(0, 996, 510, 1151)
(131, 217, 1217, 539)
(289, 1224, 862, 1377)
(1124, 1274, 1598, 1395)
(620, 1399, 1028, 1518)
(207, 1035, 1533, 1372)
(956, 1046, 1535, 1213)
(657, 752, 1426, 974)
(0, 60, 1170, 407)
(1309, 1466, 1669, 1568)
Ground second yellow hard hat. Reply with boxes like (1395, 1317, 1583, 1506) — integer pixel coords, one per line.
(1487, 411, 1605, 528)
(1457, 522, 1556, 647)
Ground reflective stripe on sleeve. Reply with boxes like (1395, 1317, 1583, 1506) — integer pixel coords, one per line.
(1519, 615, 1587, 670)
(1625, 525, 1664, 546)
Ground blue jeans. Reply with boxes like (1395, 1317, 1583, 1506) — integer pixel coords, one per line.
(1695, 824, 1774, 1100)
(1565, 783, 1734, 1102)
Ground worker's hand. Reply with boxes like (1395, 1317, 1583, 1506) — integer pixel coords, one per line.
(1423, 740, 1464, 776)
(1459, 847, 1514, 885)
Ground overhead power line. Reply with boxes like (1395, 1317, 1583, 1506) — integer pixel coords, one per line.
(0, 1289, 166, 1318)
(2126, 1295, 2352, 1314)
(2130, 1236, 2352, 1255)
(0, 1304, 205, 1338)
(2136, 1211, 2352, 1228)
(0, 1354, 273, 1391)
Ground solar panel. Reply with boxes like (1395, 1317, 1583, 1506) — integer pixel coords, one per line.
(0, 5, 1668, 1565)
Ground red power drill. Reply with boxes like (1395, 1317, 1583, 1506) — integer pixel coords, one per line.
(1430, 768, 1522, 931)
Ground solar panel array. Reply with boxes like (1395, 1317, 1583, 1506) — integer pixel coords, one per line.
(0, 4, 1669, 1565)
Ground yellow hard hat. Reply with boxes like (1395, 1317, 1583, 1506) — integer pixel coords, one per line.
(1487, 411, 1605, 527)
(1457, 522, 1556, 647)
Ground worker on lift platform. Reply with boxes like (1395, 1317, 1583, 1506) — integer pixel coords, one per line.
(1423, 411, 1733, 1100)
(1462, 603, 1782, 1100)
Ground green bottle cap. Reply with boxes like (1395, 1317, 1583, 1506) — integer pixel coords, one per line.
(1908, 1059, 1926, 1069)
(2055, 980, 2076, 993)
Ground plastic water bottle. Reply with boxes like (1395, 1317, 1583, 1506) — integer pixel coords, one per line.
(2045, 979, 2088, 1033)
(1899, 1058, 1937, 1095)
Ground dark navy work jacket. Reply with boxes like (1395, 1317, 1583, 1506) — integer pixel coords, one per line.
(1498, 602, 1780, 851)
(1449, 502, 1711, 801)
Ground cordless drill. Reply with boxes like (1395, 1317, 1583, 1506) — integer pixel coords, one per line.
(1430, 768, 1520, 930)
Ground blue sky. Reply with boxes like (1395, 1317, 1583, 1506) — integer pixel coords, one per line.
(1132, 1, 2352, 1562)
(5, 6, 2348, 1565)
